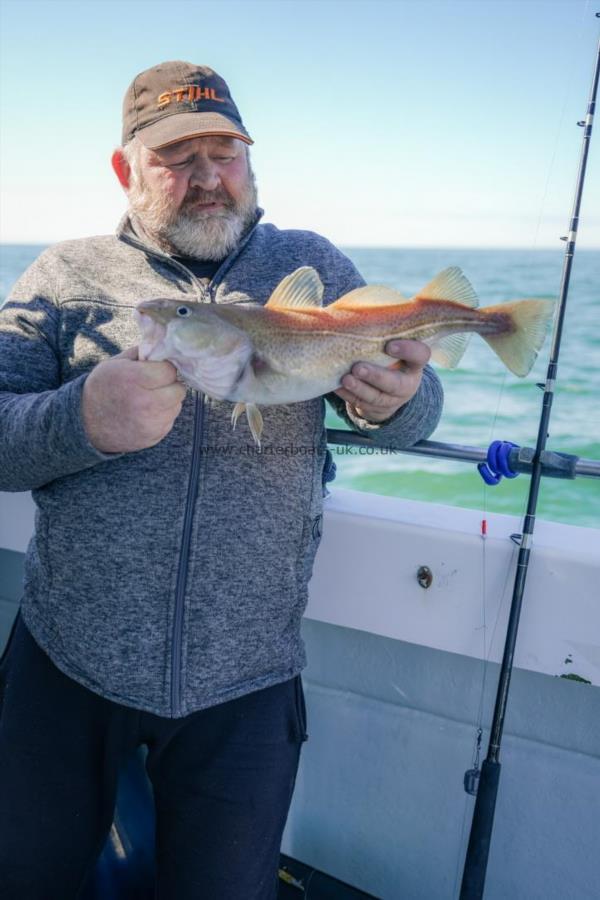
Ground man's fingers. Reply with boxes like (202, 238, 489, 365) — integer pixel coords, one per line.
(384, 339, 431, 371)
(334, 386, 362, 407)
(343, 363, 414, 403)
(340, 373, 385, 408)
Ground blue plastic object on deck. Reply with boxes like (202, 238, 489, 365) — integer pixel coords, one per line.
(79, 748, 155, 900)
(477, 441, 519, 486)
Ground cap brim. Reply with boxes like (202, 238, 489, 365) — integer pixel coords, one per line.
(135, 111, 253, 150)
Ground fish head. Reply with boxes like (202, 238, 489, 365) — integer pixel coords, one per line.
(135, 298, 244, 360)
(134, 298, 253, 399)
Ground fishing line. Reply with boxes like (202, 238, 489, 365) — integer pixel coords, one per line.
(463, 369, 510, 764)
(472, 374, 521, 742)
(530, 0, 592, 252)
(476, 367, 508, 655)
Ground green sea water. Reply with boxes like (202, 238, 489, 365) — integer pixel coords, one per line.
(1, 244, 598, 529)
(330, 247, 600, 529)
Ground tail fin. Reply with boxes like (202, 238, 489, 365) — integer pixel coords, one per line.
(482, 299, 554, 376)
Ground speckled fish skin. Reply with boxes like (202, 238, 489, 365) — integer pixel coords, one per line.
(211, 297, 504, 403)
(135, 265, 554, 413)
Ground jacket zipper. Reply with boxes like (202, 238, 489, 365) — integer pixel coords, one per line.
(145, 223, 261, 716)
(170, 390, 205, 715)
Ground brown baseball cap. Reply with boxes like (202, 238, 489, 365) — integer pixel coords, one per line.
(121, 61, 253, 150)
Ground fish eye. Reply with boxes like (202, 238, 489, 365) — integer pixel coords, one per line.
(177, 306, 191, 317)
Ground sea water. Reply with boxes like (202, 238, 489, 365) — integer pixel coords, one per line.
(1, 244, 598, 528)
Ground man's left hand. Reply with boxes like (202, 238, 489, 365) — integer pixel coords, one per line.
(334, 339, 431, 424)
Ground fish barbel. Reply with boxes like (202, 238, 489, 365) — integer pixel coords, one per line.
(135, 266, 554, 446)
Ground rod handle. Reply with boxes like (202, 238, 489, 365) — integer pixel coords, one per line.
(459, 760, 502, 900)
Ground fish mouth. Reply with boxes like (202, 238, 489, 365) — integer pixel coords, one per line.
(134, 308, 168, 361)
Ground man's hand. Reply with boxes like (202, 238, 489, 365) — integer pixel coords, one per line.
(81, 346, 187, 453)
(334, 339, 431, 424)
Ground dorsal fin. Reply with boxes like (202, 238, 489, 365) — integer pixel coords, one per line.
(414, 267, 479, 308)
(266, 267, 324, 308)
(330, 285, 408, 310)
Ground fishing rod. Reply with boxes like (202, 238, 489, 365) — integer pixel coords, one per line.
(458, 16, 600, 900)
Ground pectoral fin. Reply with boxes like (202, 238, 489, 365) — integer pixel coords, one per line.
(230, 402, 264, 448)
(231, 402, 246, 429)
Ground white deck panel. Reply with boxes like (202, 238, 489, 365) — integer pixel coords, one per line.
(306, 489, 600, 684)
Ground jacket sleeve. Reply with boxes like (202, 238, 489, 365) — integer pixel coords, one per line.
(323, 248, 444, 447)
(0, 252, 120, 492)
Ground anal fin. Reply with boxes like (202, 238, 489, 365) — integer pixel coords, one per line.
(230, 401, 264, 448)
(246, 404, 264, 448)
(428, 332, 471, 368)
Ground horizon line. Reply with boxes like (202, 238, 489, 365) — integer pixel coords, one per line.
(1, 241, 598, 251)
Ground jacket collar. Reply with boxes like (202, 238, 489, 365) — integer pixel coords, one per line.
(115, 208, 264, 265)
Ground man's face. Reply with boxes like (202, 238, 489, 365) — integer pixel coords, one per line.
(125, 135, 258, 259)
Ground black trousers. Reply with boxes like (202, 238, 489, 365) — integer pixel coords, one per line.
(0, 614, 307, 899)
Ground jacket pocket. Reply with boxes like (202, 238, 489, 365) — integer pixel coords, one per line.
(298, 511, 323, 589)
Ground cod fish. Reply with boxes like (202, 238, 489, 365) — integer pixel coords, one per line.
(135, 266, 553, 447)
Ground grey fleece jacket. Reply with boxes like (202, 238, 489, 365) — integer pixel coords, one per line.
(0, 213, 443, 717)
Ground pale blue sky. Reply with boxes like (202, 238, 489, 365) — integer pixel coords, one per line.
(1, 0, 598, 247)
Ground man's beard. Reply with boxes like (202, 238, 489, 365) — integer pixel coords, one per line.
(127, 166, 258, 260)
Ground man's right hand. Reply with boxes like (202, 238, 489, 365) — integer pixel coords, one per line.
(81, 346, 187, 453)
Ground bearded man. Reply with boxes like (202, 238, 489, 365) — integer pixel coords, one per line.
(0, 62, 443, 899)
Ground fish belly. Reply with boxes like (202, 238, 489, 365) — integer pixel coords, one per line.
(228, 331, 392, 405)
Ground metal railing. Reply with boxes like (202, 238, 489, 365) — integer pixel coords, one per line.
(326, 429, 600, 480)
